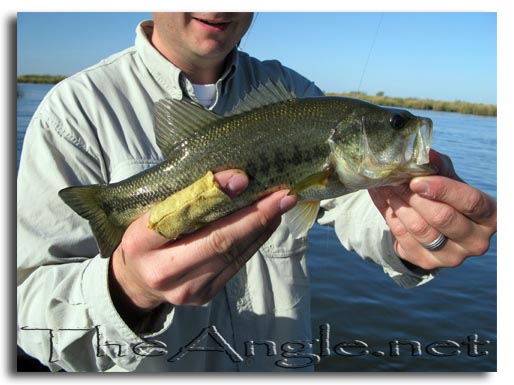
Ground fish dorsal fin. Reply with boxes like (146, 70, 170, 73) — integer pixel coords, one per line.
(154, 98, 222, 157)
(284, 200, 320, 239)
(226, 79, 297, 116)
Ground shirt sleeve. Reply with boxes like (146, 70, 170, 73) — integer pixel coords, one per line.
(17, 104, 173, 371)
(317, 190, 438, 288)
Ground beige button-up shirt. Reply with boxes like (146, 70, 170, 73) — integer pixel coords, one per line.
(17, 21, 435, 372)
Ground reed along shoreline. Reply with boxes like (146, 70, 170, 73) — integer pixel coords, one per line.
(327, 91, 496, 117)
(17, 75, 496, 117)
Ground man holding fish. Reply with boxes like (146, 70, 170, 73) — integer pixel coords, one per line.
(17, 13, 496, 371)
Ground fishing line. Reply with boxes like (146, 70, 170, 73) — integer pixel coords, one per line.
(239, 12, 259, 51)
(357, 13, 384, 93)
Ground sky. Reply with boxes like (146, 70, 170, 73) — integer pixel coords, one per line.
(16, 12, 497, 104)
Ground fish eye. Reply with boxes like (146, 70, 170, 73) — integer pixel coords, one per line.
(390, 114, 406, 129)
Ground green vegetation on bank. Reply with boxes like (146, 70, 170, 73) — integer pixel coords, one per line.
(17, 75, 496, 116)
(326, 91, 496, 117)
(17, 74, 66, 84)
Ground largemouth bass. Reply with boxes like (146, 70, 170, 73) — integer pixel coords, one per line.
(59, 81, 434, 257)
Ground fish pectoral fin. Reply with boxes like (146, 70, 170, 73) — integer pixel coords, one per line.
(289, 169, 332, 195)
(148, 171, 232, 240)
(284, 200, 320, 239)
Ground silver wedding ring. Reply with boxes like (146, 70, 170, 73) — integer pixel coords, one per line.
(422, 234, 447, 251)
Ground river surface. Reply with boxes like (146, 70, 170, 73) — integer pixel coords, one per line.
(17, 83, 497, 371)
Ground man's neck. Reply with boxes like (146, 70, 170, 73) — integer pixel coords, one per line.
(151, 28, 226, 85)
(176, 57, 226, 85)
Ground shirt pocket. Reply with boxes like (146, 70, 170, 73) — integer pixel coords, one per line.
(243, 222, 311, 314)
(259, 222, 310, 285)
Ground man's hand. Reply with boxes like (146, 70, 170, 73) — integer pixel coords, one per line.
(369, 150, 497, 271)
(109, 169, 297, 326)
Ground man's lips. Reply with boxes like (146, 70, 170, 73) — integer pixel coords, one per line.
(192, 17, 231, 31)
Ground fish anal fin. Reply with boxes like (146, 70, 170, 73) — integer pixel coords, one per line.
(284, 200, 320, 239)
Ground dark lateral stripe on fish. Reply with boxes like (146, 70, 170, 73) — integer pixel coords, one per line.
(58, 80, 434, 257)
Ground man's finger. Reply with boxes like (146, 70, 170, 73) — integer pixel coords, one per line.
(213, 169, 249, 198)
(410, 176, 497, 226)
(428, 149, 462, 181)
(158, 190, 296, 301)
(172, 189, 296, 267)
(125, 169, 251, 253)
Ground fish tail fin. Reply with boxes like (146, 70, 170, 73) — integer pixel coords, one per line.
(59, 185, 124, 258)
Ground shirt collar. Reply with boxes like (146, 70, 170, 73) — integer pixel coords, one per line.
(135, 20, 239, 100)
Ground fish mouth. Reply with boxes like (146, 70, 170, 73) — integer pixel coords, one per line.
(358, 116, 434, 178)
(392, 117, 435, 176)
(330, 116, 436, 189)
(404, 117, 432, 166)
(384, 117, 436, 179)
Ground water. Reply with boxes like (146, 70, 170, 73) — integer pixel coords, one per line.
(308, 109, 497, 371)
(17, 83, 54, 166)
(17, 83, 496, 371)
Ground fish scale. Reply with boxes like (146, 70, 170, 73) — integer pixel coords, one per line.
(59, 81, 434, 257)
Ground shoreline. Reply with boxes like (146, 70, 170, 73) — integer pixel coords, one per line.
(17, 75, 66, 84)
(326, 91, 496, 117)
(17, 75, 496, 117)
